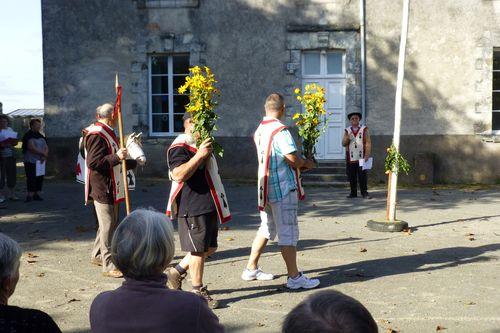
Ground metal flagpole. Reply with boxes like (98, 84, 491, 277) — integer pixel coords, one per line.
(115, 74, 131, 215)
(387, 0, 410, 222)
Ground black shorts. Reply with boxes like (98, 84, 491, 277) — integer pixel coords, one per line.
(178, 211, 218, 253)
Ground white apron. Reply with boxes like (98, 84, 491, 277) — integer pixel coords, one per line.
(254, 118, 305, 211)
(166, 134, 231, 224)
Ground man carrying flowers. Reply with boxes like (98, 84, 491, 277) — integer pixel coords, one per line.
(241, 93, 320, 290)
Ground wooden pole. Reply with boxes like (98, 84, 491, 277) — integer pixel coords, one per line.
(387, 0, 410, 222)
(115, 74, 131, 215)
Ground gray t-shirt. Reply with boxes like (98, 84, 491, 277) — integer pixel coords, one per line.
(0, 128, 17, 158)
(24, 137, 47, 163)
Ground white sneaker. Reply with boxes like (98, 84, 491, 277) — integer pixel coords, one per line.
(286, 273, 320, 289)
(241, 268, 275, 281)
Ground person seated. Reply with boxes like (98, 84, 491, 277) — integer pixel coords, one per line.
(0, 233, 61, 333)
(90, 209, 224, 333)
(282, 290, 378, 333)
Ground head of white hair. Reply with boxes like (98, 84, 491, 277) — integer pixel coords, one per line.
(95, 103, 114, 119)
(111, 209, 175, 279)
(0, 233, 22, 281)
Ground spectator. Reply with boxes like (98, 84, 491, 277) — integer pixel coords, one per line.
(282, 290, 378, 333)
(0, 115, 19, 202)
(0, 233, 62, 333)
(21, 119, 48, 202)
(90, 209, 224, 333)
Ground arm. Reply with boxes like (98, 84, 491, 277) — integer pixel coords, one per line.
(284, 152, 315, 170)
(342, 129, 350, 147)
(27, 139, 47, 156)
(170, 138, 212, 183)
(364, 128, 372, 160)
(86, 134, 121, 172)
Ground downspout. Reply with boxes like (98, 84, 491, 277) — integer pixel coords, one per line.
(360, 0, 366, 119)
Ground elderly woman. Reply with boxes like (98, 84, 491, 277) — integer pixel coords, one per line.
(21, 118, 48, 202)
(0, 233, 61, 332)
(90, 209, 224, 333)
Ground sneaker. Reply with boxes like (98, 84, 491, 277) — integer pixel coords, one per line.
(241, 267, 275, 281)
(286, 273, 320, 290)
(192, 286, 219, 309)
(166, 267, 186, 290)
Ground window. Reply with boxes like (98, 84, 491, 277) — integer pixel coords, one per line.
(149, 54, 190, 135)
(302, 51, 344, 77)
(493, 49, 500, 130)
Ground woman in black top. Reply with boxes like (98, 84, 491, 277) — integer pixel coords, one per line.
(0, 233, 61, 333)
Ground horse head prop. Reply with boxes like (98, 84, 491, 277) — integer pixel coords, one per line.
(126, 132, 146, 166)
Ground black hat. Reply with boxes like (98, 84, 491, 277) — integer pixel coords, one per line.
(347, 112, 362, 120)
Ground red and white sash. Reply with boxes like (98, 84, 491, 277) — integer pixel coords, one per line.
(83, 122, 125, 204)
(254, 118, 305, 211)
(346, 125, 367, 162)
(166, 134, 231, 224)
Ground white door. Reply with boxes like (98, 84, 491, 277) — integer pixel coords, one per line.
(302, 52, 346, 160)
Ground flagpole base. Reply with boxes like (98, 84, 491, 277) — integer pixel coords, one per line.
(366, 219, 408, 232)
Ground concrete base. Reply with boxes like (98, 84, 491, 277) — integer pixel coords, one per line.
(366, 219, 408, 232)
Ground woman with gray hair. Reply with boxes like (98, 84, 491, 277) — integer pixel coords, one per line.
(90, 209, 224, 333)
(0, 233, 61, 332)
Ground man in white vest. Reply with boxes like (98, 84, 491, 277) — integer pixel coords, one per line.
(83, 103, 137, 278)
(165, 112, 231, 309)
(342, 112, 372, 199)
(241, 93, 320, 290)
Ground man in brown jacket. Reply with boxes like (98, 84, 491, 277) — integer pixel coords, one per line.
(84, 103, 136, 278)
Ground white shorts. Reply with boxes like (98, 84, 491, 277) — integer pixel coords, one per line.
(257, 190, 299, 246)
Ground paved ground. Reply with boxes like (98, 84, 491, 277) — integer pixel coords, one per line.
(1, 179, 499, 333)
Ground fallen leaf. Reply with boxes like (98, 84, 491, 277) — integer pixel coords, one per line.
(468, 236, 475, 241)
(257, 322, 265, 327)
(465, 301, 476, 305)
(403, 228, 412, 235)
(360, 248, 367, 252)
(67, 298, 81, 303)
(436, 325, 447, 331)
(386, 329, 399, 333)
(27, 253, 38, 258)
(27, 260, 37, 264)
(226, 237, 235, 241)
(37, 273, 45, 277)
(222, 226, 230, 231)
(465, 233, 475, 236)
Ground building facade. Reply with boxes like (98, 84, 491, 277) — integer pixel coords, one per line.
(42, 0, 500, 183)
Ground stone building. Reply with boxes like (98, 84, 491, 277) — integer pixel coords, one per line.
(42, 0, 500, 183)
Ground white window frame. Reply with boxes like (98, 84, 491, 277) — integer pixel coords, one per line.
(148, 54, 189, 136)
(493, 48, 500, 130)
(301, 50, 346, 79)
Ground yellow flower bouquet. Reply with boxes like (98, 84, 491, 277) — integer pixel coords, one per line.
(178, 66, 223, 156)
(293, 83, 327, 160)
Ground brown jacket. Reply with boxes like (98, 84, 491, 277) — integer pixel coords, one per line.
(85, 133, 136, 205)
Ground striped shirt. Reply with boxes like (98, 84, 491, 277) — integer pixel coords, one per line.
(268, 129, 297, 203)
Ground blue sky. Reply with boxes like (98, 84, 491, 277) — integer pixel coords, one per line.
(0, 1, 43, 113)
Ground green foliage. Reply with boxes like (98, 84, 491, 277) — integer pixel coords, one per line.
(384, 144, 411, 175)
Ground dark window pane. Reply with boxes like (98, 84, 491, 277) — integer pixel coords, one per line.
(174, 75, 189, 93)
(327, 53, 343, 74)
(494, 51, 500, 71)
(494, 72, 500, 91)
(152, 96, 169, 114)
(174, 114, 185, 132)
(493, 112, 500, 130)
(173, 95, 189, 113)
(494, 92, 500, 111)
(174, 75, 188, 93)
(151, 56, 168, 74)
(173, 55, 190, 74)
(152, 76, 169, 94)
(152, 114, 169, 133)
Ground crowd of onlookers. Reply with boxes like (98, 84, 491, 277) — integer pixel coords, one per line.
(0, 208, 378, 333)
(0, 115, 47, 206)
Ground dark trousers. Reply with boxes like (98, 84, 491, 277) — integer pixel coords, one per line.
(346, 161, 368, 196)
(0, 156, 16, 189)
(24, 162, 44, 192)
